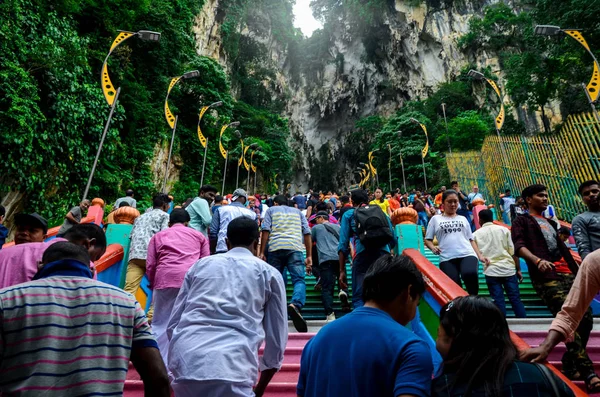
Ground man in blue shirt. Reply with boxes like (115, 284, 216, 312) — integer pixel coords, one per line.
(297, 254, 433, 397)
(338, 189, 395, 308)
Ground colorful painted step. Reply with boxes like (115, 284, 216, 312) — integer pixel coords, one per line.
(518, 330, 600, 396)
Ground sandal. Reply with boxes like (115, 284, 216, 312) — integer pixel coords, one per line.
(585, 373, 600, 393)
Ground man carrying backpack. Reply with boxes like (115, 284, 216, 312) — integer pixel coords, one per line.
(338, 189, 396, 308)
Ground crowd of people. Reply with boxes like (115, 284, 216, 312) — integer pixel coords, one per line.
(0, 177, 598, 396)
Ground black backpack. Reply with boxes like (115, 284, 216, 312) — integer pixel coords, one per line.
(353, 204, 394, 249)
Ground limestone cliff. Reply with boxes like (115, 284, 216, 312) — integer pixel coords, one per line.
(192, 0, 551, 190)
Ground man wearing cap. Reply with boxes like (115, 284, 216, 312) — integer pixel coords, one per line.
(210, 188, 257, 254)
(14, 212, 48, 245)
(57, 199, 90, 236)
(0, 241, 170, 396)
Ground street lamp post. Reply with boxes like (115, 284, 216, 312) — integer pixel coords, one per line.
(388, 144, 393, 192)
(468, 69, 510, 171)
(163, 70, 201, 192)
(245, 144, 256, 192)
(83, 30, 160, 202)
(410, 118, 429, 191)
(534, 25, 600, 122)
(249, 146, 261, 193)
(198, 101, 223, 187)
(441, 103, 452, 153)
(236, 133, 244, 188)
(396, 131, 407, 193)
(219, 122, 241, 193)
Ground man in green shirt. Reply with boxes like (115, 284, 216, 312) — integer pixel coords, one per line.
(186, 185, 217, 236)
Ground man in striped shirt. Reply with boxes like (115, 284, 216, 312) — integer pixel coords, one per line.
(259, 194, 312, 332)
(0, 241, 170, 396)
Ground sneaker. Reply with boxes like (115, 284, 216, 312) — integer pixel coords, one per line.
(326, 313, 336, 322)
(288, 304, 308, 333)
(339, 290, 351, 312)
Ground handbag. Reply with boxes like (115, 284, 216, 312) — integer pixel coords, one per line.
(534, 363, 561, 396)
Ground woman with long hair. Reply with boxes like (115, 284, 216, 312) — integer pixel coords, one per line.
(425, 190, 489, 295)
(433, 296, 574, 396)
(369, 187, 392, 216)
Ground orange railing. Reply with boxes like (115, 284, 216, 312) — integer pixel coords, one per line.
(404, 248, 588, 397)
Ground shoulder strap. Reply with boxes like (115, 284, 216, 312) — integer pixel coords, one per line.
(534, 363, 561, 397)
(323, 223, 340, 239)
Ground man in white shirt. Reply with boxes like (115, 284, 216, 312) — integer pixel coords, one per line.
(473, 209, 526, 318)
(209, 188, 257, 254)
(167, 217, 288, 397)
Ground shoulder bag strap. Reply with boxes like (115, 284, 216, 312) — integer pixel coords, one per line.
(534, 363, 561, 397)
(323, 223, 340, 239)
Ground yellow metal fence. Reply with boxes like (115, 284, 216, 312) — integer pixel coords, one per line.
(446, 112, 600, 222)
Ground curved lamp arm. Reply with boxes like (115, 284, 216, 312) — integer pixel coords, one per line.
(535, 25, 600, 102)
(467, 70, 505, 130)
(197, 101, 223, 148)
(164, 70, 200, 128)
(218, 121, 240, 159)
(101, 30, 161, 106)
(410, 118, 430, 159)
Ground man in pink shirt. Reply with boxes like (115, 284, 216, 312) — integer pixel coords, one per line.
(0, 223, 106, 289)
(146, 208, 210, 367)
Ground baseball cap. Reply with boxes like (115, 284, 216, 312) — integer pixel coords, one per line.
(316, 211, 329, 218)
(14, 213, 48, 234)
(232, 188, 248, 201)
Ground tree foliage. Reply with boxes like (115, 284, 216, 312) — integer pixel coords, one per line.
(1, 0, 294, 223)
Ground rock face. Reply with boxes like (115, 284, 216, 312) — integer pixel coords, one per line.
(192, 0, 548, 189)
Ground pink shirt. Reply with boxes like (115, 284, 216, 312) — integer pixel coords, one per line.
(146, 224, 210, 290)
(550, 249, 600, 341)
(0, 238, 66, 289)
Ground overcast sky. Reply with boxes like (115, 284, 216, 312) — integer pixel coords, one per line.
(293, 0, 323, 37)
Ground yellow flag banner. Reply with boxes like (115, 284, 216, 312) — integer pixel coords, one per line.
(243, 146, 250, 171)
(197, 106, 209, 148)
(238, 141, 245, 167)
(368, 152, 377, 176)
(273, 173, 278, 190)
(165, 77, 182, 129)
(563, 30, 600, 102)
(483, 78, 506, 130)
(417, 122, 429, 158)
(251, 163, 257, 173)
(219, 125, 228, 159)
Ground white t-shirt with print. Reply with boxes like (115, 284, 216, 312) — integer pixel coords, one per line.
(425, 214, 476, 262)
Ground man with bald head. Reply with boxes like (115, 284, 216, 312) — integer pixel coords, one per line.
(57, 199, 90, 236)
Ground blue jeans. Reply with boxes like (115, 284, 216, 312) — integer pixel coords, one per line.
(485, 274, 527, 318)
(417, 211, 429, 227)
(502, 211, 511, 226)
(351, 249, 388, 308)
(267, 250, 306, 309)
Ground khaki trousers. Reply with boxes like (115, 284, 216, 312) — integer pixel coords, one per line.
(124, 258, 154, 321)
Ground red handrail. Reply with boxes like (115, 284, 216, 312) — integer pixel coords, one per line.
(403, 248, 588, 397)
(95, 244, 124, 273)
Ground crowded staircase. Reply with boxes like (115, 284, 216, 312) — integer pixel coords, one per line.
(123, 246, 600, 396)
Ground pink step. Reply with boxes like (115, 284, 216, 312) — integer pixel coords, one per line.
(517, 330, 600, 395)
(124, 334, 312, 396)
